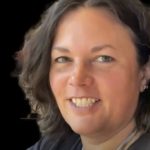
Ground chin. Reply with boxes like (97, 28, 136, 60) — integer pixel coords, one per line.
(69, 123, 98, 136)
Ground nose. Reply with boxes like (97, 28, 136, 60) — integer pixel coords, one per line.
(68, 63, 93, 87)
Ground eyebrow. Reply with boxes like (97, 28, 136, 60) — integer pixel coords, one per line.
(52, 44, 114, 53)
(52, 47, 70, 52)
(91, 45, 115, 52)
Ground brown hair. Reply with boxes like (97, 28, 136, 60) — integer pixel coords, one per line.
(15, 0, 150, 137)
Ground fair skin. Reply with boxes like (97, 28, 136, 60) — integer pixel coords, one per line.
(50, 7, 146, 150)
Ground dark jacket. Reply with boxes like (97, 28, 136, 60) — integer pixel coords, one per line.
(27, 132, 150, 150)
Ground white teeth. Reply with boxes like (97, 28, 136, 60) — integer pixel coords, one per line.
(71, 98, 98, 107)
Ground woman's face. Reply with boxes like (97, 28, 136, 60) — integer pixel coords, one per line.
(49, 8, 144, 137)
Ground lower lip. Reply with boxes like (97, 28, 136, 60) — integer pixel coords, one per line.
(68, 100, 101, 115)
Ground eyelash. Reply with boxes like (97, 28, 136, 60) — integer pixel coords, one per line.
(95, 55, 114, 63)
(54, 56, 72, 63)
(53, 55, 114, 64)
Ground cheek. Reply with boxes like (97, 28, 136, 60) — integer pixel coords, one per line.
(100, 65, 140, 94)
(49, 70, 68, 99)
(97, 68, 140, 110)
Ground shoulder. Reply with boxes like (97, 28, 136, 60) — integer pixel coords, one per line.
(129, 132, 150, 150)
(26, 136, 51, 150)
(26, 132, 81, 150)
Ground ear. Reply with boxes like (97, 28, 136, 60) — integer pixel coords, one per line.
(140, 58, 150, 92)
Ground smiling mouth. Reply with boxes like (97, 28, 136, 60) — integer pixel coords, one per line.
(69, 97, 100, 107)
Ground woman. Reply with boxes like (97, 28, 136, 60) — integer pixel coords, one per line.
(15, 0, 150, 149)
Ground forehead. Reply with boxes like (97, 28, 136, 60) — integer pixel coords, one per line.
(56, 7, 134, 37)
(53, 7, 135, 50)
(55, 6, 129, 33)
(61, 7, 119, 24)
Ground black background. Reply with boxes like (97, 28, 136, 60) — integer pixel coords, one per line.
(3, 1, 55, 149)
(2, 0, 149, 149)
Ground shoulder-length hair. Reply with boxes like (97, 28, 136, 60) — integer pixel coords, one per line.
(15, 0, 150, 137)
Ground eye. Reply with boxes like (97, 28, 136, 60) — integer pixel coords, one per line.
(54, 56, 72, 63)
(95, 55, 114, 63)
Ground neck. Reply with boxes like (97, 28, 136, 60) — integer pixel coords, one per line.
(81, 120, 140, 150)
